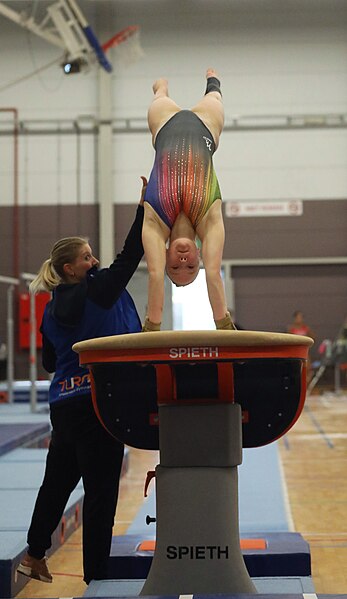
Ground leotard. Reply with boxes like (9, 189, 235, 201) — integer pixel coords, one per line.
(144, 110, 221, 229)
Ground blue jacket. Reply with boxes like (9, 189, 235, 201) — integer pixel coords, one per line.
(41, 205, 144, 405)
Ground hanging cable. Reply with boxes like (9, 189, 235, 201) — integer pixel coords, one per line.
(0, 55, 63, 94)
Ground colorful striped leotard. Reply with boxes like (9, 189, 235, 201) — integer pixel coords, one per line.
(144, 110, 221, 229)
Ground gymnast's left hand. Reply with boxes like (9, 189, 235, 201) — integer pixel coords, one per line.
(142, 316, 161, 332)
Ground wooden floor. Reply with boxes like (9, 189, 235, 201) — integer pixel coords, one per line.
(278, 389, 347, 595)
(16, 390, 347, 598)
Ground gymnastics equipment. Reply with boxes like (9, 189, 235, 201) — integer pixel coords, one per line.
(0, 0, 142, 74)
(102, 25, 144, 66)
(0, 275, 19, 404)
(74, 330, 313, 595)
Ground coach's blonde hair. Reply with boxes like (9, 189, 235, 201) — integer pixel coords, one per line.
(30, 237, 89, 294)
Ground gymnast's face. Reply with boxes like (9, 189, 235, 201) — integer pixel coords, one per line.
(166, 239, 200, 286)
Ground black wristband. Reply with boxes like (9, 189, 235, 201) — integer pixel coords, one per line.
(205, 76, 222, 96)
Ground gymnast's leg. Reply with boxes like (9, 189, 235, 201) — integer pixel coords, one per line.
(147, 78, 181, 145)
(191, 68, 224, 149)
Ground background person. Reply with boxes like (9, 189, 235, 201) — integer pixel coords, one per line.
(17, 178, 146, 586)
(287, 310, 315, 338)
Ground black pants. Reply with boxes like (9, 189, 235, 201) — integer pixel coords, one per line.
(27, 395, 124, 584)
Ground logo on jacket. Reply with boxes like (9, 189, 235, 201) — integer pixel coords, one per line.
(58, 373, 90, 393)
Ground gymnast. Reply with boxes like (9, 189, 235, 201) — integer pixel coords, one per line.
(142, 68, 235, 332)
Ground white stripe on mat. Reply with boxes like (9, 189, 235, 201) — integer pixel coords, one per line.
(303, 594, 318, 599)
(179, 595, 193, 599)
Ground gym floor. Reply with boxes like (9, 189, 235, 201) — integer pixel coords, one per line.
(278, 390, 347, 594)
(13, 388, 347, 598)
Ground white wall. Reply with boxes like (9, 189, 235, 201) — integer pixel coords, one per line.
(0, 0, 347, 207)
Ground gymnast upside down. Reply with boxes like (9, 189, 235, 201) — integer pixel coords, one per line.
(142, 68, 235, 332)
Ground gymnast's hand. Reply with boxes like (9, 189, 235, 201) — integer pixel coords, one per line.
(142, 316, 161, 332)
(139, 176, 147, 206)
(214, 311, 237, 330)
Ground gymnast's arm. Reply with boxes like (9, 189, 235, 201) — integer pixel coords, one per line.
(142, 204, 169, 328)
(197, 201, 228, 322)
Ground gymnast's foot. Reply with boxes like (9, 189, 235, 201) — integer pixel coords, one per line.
(206, 68, 219, 80)
(152, 78, 169, 97)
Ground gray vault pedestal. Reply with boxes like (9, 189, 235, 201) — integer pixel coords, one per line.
(140, 402, 257, 595)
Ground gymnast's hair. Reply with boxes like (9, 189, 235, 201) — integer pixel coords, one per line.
(30, 236, 89, 294)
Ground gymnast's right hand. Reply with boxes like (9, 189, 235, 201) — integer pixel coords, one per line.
(214, 311, 237, 330)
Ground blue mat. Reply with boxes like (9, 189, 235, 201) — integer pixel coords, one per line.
(108, 532, 310, 580)
(0, 494, 83, 598)
(0, 422, 51, 457)
(0, 447, 53, 463)
(0, 402, 50, 424)
(239, 444, 292, 532)
(0, 441, 84, 597)
(0, 434, 129, 597)
(0, 380, 50, 403)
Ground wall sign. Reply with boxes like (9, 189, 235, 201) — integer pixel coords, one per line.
(225, 200, 303, 218)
